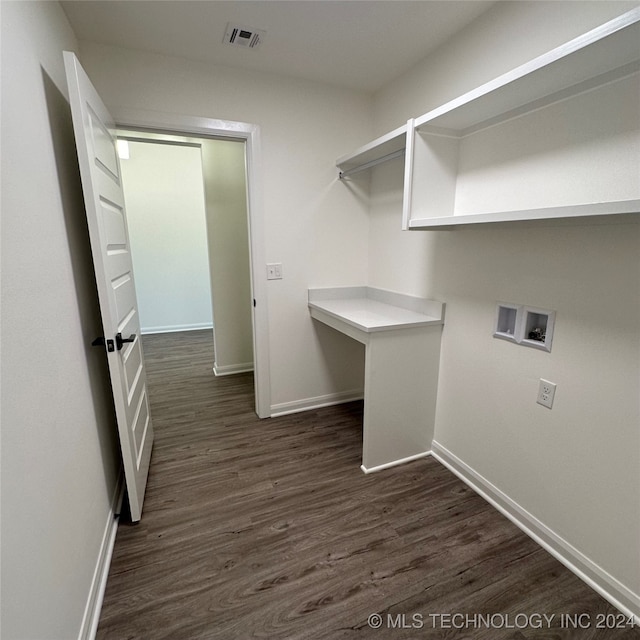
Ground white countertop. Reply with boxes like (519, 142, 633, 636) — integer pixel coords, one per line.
(308, 287, 444, 333)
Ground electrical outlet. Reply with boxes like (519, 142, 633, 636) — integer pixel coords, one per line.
(537, 379, 556, 409)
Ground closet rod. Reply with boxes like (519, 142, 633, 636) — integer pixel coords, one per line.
(338, 148, 405, 180)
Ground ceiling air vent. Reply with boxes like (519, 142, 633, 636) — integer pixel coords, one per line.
(223, 23, 266, 50)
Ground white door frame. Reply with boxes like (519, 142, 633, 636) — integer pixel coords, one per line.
(113, 108, 271, 419)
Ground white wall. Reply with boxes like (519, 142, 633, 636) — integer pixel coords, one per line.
(369, 0, 639, 616)
(0, 2, 121, 638)
(121, 140, 213, 334)
(77, 40, 371, 412)
(201, 139, 254, 374)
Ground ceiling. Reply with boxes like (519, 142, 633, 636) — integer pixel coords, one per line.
(61, 1, 497, 93)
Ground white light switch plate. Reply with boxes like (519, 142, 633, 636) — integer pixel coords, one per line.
(266, 263, 282, 280)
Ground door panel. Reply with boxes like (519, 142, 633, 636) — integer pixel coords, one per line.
(101, 199, 127, 248)
(64, 51, 153, 522)
(89, 107, 120, 179)
(123, 342, 143, 396)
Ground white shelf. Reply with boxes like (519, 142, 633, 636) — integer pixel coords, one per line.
(336, 9, 640, 229)
(336, 124, 407, 179)
(414, 8, 640, 137)
(408, 200, 640, 230)
(404, 8, 640, 231)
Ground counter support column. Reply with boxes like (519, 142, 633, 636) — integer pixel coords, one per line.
(362, 325, 442, 472)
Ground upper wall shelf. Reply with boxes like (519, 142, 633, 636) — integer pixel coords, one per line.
(336, 8, 640, 230)
(336, 124, 407, 179)
(404, 8, 640, 230)
(414, 8, 640, 137)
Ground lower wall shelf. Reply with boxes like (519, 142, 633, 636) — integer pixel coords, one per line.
(409, 200, 640, 230)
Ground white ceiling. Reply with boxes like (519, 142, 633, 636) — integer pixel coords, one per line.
(61, 1, 497, 93)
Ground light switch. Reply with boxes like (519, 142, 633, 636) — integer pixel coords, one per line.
(266, 263, 282, 280)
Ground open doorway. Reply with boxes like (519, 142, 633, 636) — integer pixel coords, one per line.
(110, 110, 270, 419)
(117, 130, 254, 381)
(115, 126, 265, 415)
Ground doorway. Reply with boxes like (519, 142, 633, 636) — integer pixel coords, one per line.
(117, 131, 254, 380)
(112, 110, 271, 419)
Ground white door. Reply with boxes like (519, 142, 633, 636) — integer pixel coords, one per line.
(64, 51, 153, 522)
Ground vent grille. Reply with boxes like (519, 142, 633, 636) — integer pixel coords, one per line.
(223, 23, 266, 49)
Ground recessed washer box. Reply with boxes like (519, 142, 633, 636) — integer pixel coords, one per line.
(494, 303, 522, 342)
(521, 306, 555, 352)
(493, 303, 555, 352)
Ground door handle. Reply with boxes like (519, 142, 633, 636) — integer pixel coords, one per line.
(116, 332, 136, 351)
(92, 336, 115, 352)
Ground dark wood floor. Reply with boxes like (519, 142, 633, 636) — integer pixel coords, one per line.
(97, 330, 637, 639)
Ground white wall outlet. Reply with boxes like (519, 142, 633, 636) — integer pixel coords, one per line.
(266, 263, 282, 280)
(537, 379, 556, 409)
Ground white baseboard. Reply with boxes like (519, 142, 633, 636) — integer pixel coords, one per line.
(431, 440, 640, 624)
(78, 476, 124, 640)
(361, 450, 432, 474)
(270, 389, 363, 417)
(213, 361, 254, 376)
(141, 323, 213, 335)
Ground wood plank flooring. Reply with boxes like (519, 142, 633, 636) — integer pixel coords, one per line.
(97, 330, 638, 639)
